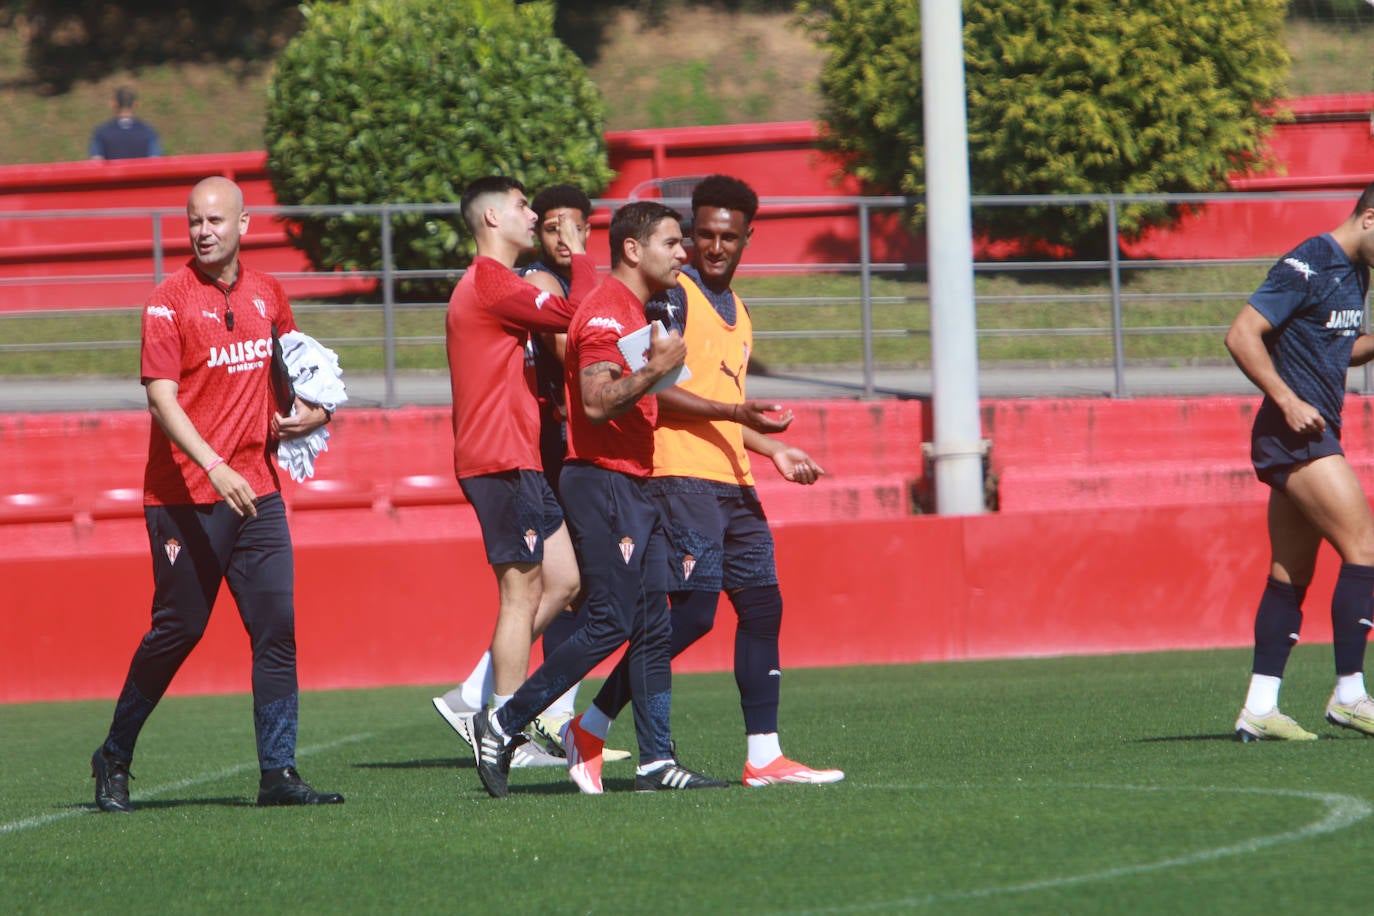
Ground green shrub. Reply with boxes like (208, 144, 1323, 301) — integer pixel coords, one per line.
(264, 0, 613, 292)
(801, 0, 1289, 255)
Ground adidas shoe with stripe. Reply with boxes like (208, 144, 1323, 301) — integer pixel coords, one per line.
(634, 763, 730, 792)
(471, 708, 514, 798)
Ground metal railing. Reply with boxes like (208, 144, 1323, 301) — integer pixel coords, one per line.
(2, 190, 1367, 403)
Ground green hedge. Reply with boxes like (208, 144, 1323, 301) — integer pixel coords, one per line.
(802, 0, 1289, 255)
(264, 0, 613, 291)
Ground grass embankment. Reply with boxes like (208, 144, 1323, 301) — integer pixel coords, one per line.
(0, 8, 1368, 163)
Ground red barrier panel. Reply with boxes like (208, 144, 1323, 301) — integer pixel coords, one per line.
(6, 393, 1367, 703)
(0, 400, 928, 524)
(3, 503, 1339, 703)
(983, 394, 1374, 512)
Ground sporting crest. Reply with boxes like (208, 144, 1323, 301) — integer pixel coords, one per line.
(619, 536, 635, 563)
(524, 529, 539, 553)
(164, 538, 182, 565)
(253, 297, 267, 318)
(682, 553, 696, 581)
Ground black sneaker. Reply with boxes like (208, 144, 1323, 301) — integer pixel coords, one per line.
(91, 748, 133, 813)
(256, 766, 345, 807)
(634, 762, 730, 792)
(471, 708, 514, 798)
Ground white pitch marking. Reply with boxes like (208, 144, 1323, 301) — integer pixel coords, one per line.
(0, 732, 372, 835)
(792, 783, 1373, 913)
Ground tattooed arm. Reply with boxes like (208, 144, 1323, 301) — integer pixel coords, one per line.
(580, 324, 686, 423)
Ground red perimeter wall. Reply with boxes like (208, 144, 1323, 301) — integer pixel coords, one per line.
(3, 394, 1360, 704)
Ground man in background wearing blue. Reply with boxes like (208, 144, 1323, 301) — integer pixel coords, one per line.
(89, 87, 162, 160)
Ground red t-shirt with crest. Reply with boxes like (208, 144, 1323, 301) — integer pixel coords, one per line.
(140, 260, 297, 505)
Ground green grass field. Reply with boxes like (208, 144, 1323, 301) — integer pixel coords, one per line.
(5, 645, 1374, 914)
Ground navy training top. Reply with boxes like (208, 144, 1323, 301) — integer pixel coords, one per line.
(1249, 233, 1370, 431)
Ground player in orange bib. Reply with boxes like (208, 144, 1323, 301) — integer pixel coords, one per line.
(576, 175, 844, 787)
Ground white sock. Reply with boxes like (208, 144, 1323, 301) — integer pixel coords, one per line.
(459, 651, 493, 710)
(747, 732, 783, 768)
(578, 704, 613, 740)
(1336, 672, 1367, 705)
(486, 709, 508, 741)
(1244, 674, 1282, 715)
(490, 693, 513, 711)
(545, 684, 579, 719)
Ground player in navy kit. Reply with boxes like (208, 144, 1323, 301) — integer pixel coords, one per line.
(511, 185, 628, 759)
(1227, 181, 1374, 741)
(518, 187, 593, 728)
(518, 183, 593, 488)
(91, 177, 342, 811)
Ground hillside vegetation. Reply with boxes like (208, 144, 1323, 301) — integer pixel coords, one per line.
(0, 6, 1368, 166)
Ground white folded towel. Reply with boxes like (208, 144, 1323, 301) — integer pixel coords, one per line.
(275, 331, 348, 482)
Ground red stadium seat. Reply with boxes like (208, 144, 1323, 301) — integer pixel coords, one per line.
(285, 478, 376, 511)
(0, 492, 76, 524)
(389, 474, 466, 507)
(90, 487, 145, 520)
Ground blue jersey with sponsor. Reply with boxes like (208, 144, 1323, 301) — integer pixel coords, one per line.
(517, 260, 570, 406)
(1249, 234, 1370, 430)
(646, 264, 738, 331)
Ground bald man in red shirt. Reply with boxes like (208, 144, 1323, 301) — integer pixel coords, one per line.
(92, 177, 341, 812)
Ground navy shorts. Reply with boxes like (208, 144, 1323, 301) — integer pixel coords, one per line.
(459, 469, 564, 565)
(1251, 404, 1345, 489)
(644, 476, 778, 593)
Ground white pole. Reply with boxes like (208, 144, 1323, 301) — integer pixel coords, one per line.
(921, 0, 985, 515)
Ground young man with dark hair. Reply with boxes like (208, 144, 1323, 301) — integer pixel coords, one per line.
(573, 174, 844, 786)
(91, 177, 340, 812)
(470, 201, 728, 797)
(435, 183, 628, 762)
(1227, 180, 1374, 741)
(438, 176, 595, 765)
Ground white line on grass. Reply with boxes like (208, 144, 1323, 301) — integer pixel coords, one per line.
(795, 783, 1373, 913)
(0, 732, 372, 836)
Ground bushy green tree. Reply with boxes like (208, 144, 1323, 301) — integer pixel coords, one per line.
(264, 0, 613, 287)
(20, 0, 300, 90)
(802, 0, 1290, 253)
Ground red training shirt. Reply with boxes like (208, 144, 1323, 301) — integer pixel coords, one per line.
(564, 277, 657, 477)
(140, 260, 297, 505)
(445, 253, 594, 479)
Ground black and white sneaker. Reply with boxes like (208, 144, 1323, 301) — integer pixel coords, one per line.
(471, 708, 514, 798)
(633, 762, 730, 792)
(431, 696, 477, 751)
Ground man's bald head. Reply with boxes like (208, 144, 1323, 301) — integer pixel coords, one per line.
(189, 176, 245, 215)
(187, 176, 250, 282)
